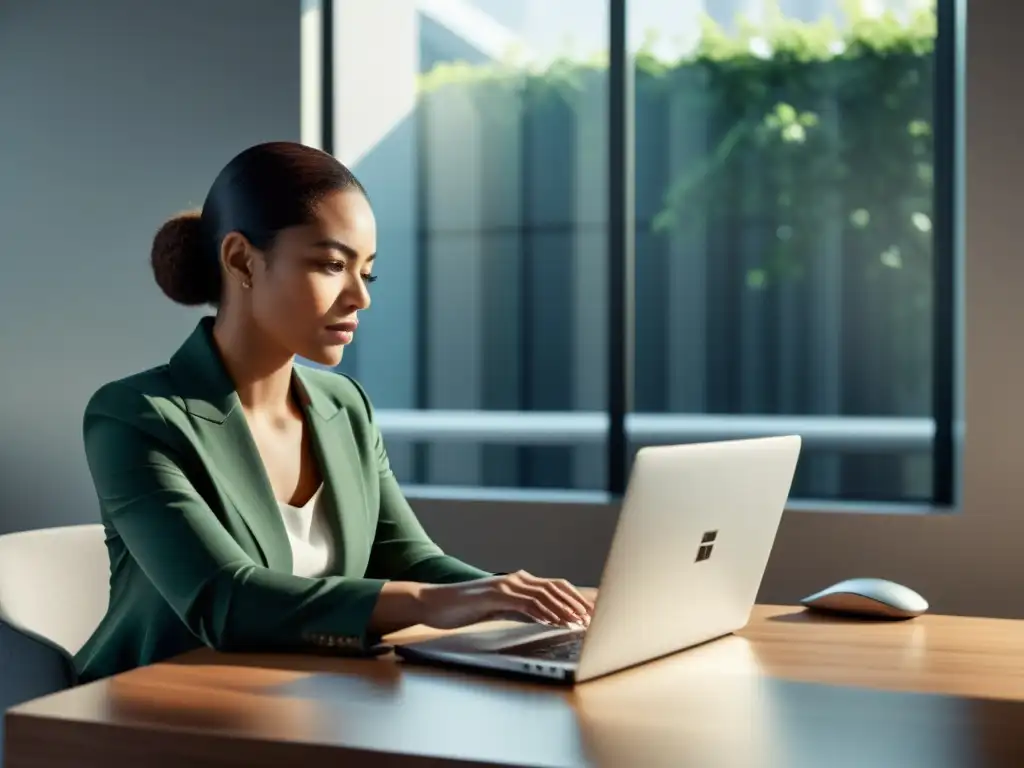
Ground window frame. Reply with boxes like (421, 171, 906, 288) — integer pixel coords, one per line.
(308, 0, 963, 513)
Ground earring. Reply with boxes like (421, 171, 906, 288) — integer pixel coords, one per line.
(242, 279, 252, 289)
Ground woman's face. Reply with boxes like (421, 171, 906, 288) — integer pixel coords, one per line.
(249, 189, 377, 367)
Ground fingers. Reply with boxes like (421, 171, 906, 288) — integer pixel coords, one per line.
(516, 571, 593, 621)
(500, 571, 592, 627)
(544, 578, 594, 622)
(514, 593, 565, 625)
(518, 581, 580, 626)
(495, 579, 563, 624)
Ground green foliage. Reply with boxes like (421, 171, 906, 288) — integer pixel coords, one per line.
(417, 0, 940, 404)
(418, 1, 937, 282)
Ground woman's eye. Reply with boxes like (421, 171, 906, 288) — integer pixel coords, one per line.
(321, 262, 376, 284)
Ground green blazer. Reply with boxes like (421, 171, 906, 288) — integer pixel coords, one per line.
(74, 317, 491, 684)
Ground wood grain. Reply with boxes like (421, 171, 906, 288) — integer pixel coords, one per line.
(8, 605, 1024, 767)
(741, 605, 1024, 700)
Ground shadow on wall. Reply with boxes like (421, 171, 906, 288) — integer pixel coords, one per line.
(0, 0, 300, 538)
(0, 434, 98, 536)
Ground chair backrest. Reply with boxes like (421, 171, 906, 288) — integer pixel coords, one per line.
(0, 524, 109, 656)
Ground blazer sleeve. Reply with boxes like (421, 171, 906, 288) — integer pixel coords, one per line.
(346, 379, 493, 584)
(83, 383, 389, 653)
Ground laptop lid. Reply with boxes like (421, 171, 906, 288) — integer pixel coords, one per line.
(574, 435, 801, 683)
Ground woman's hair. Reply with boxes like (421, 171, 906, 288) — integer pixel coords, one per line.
(150, 142, 366, 306)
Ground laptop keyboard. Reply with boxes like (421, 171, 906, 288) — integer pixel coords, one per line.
(504, 632, 585, 661)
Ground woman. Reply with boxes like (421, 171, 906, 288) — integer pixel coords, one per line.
(75, 141, 593, 683)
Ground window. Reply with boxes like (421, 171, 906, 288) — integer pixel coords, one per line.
(311, 0, 958, 506)
(316, 0, 610, 495)
(626, 0, 956, 504)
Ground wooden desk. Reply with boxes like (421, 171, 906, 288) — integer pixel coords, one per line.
(8, 605, 1024, 767)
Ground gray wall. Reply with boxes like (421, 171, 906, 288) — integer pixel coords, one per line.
(2, 0, 1022, 627)
(0, 0, 300, 534)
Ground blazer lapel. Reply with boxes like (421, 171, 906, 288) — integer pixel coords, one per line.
(167, 318, 292, 573)
(293, 366, 371, 579)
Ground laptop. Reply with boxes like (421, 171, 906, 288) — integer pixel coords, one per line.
(394, 435, 802, 685)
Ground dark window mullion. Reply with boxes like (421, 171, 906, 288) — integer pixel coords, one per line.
(932, 0, 960, 506)
(608, 0, 635, 496)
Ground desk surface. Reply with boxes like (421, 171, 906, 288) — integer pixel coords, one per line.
(9, 605, 1024, 768)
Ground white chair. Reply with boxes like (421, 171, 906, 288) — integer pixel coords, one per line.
(0, 524, 109, 681)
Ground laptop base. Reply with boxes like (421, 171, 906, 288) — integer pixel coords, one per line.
(395, 642, 577, 685)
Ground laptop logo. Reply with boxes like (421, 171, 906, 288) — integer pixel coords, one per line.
(695, 530, 718, 562)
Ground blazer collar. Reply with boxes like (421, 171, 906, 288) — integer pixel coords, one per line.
(168, 317, 340, 423)
(165, 317, 352, 573)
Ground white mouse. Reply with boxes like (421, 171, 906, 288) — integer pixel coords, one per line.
(800, 577, 929, 619)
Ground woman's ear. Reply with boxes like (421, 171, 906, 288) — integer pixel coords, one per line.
(219, 231, 256, 289)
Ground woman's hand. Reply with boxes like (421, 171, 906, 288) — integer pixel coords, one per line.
(417, 571, 594, 630)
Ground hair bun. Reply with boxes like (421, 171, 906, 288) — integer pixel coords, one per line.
(150, 209, 219, 306)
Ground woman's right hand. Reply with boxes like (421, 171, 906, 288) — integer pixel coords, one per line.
(416, 571, 594, 630)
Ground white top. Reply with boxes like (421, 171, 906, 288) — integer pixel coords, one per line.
(277, 484, 335, 578)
